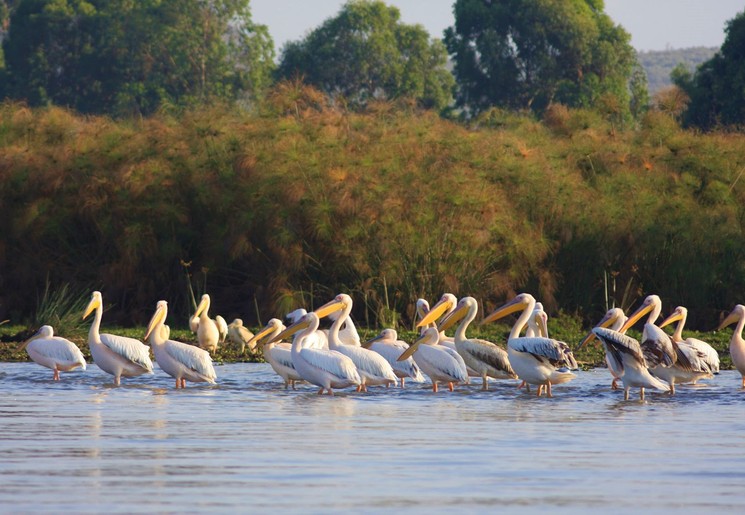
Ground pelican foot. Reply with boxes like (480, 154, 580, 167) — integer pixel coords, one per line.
(448, 382, 454, 392)
(611, 379, 618, 390)
(53, 370, 60, 381)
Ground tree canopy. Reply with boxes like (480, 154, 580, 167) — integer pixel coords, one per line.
(1, 0, 275, 116)
(445, 0, 642, 119)
(276, 0, 454, 110)
(672, 9, 745, 130)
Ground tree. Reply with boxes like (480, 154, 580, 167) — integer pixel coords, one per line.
(276, 0, 454, 110)
(445, 0, 640, 119)
(673, 10, 745, 130)
(1, 0, 274, 116)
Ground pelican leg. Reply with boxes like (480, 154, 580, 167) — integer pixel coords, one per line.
(611, 378, 618, 390)
(327, 388, 334, 396)
(400, 378, 405, 388)
(640, 387, 645, 401)
(361, 384, 368, 393)
(481, 376, 489, 391)
(448, 382, 454, 392)
(546, 382, 553, 398)
(53, 369, 60, 381)
(741, 376, 744, 388)
(114, 376, 121, 386)
(624, 388, 630, 400)
(317, 387, 325, 395)
(292, 380, 297, 390)
(536, 385, 543, 397)
(518, 380, 526, 389)
(432, 383, 438, 393)
(180, 378, 186, 388)
(175, 378, 181, 389)
(669, 382, 676, 395)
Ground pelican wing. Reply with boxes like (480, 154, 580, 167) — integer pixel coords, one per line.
(675, 341, 714, 374)
(592, 327, 646, 374)
(683, 338, 720, 373)
(164, 340, 216, 381)
(510, 337, 577, 369)
(463, 339, 515, 376)
(300, 348, 359, 380)
(641, 324, 676, 368)
(30, 338, 86, 368)
(270, 346, 296, 370)
(434, 346, 470, 383)
(101, 333, 153, 372)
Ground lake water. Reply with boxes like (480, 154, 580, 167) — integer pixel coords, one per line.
(1, 362, 744, 514)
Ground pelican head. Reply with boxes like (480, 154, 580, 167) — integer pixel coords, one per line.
(194, 294, 211, 317)
(18, 325, 54, 351)
(315, 293, 352, 319)
(144, 300, 168, 341)
(620, 294, 661, 333)
(718, 304, 745, 331)
(659, 306, 687, 330)
(577, 307, 626, 349)
(416, 293, 457, 328)
(482, 293, 535, 325)
(363, 328, 397, 349)
(397, 327, 439, 361)
(83, 291, 103, 320)
(268, 312, 319, 344)
(247, 318, 285, 347)
(438, 296, 478, 332)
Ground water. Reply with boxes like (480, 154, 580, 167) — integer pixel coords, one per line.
(1, 362, 744, 514)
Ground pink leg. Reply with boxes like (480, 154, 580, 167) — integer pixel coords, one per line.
(317, 387, 325, 395)
(547, 382, 553, 398)
(175, 378, 181, 389)
(448, 382, 454, 392)
(53, 369, 60, 381)
(180, 378, 186, 388)
(401, 378, 405, 388)
(432, 383, 438, 393)
(518, 380, 526, 389)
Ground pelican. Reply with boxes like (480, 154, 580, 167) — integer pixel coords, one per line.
(650, 306, 717, 392)
(659, 306, 720, 379)
(215, 315, 228, 344)
(145, 301, 217, 388)
(327, 307, 361, 346)
(247, 318, 302, 389)
(194, 294, 220, 353)
(227, 318, 256, 354)
(620, 295, 677, 369)
(19, 325, 86, 380)
(418, 294, 478, 379)
(578, 307, 628, 390)
(316, 294, 398, 391)
(363, 329, 425, 387)
(83, 291, 153, 385)
(427, 296, 516, 390)
(518, 302, 550, 393)
(716, 304, 745, 388)
(397, 327, 469, 392)
(482, 293, 577, 397)
(270, 312, 360, 395)
(189, 313, 199, 333)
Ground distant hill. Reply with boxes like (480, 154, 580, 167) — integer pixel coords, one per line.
(638, 47, 717, 95)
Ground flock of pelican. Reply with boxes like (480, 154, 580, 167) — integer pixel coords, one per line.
(15, 289, 745, 400)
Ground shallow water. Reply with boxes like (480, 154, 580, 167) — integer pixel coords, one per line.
(1, 362, 744, 514)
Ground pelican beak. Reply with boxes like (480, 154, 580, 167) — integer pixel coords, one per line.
(314, 299, 346, 319)
(268, 318, 309, 344)
(362, 333, 384, 349)
(248, 324, 278, 347)
(144, 304, 167, 341)
(438, 303, 468, 332)
(578, 312, 618, 349)
(717, 311, 739, 331)
(577, 331, 596, 350)
(658, 311, 683, 330)
(416, 297, 455, 328)
(482, 296, 527, 325)
(619, 302, 653, 333)
(82, 295, 100, 320)
(539, 313, 549, 339)
(17, 328, 43, 352)
(397, 334, 425, 361)
(194, 297, 208, 317)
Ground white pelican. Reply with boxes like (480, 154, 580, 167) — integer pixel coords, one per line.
(578, 307, 628, 390)
(145, 301, 217, 388)
(363, 329, 424, 387)
(397, 327, 469, 392)
(482, 293, 577, 397)
(659, 306, 720, 378)
(215, 315, 228, 344)
(270, 312, 360, 395)
(717, 304, 745, 388)
(227, 318, 256, 354)
(19, 325, 86, 380)
(316, 294, 398, 391)
(189, 313, 199, 333)
(519, 302, 549, 393)
(327, 307, 361, 346)
(194, 294, 220, 353)
(247, 318, 302, 389)
(650, 306, 718, 392)
(620, 295, 677, 370)
(83, 291, 153, 385)
(428, 296, 516, 390)
(417, 294, 477, 379)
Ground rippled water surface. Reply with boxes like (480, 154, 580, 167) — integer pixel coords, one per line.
(1, 362, 744, 514)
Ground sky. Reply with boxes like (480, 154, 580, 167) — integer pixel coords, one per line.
(251, 0, 745, 53)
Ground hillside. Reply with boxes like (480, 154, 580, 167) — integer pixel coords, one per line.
(638, 46, 717, 94)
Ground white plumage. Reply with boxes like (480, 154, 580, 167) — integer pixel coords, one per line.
(247, 318, 301, 389)
(83, 291, 153, 386)
(398, 327, 469, 392)
(227, 318, 256, 354)
(195, 294, 220, 353)
(364, 329, 424, 387)
(145, 300, 217, 388)
(20, 325, 86, 380)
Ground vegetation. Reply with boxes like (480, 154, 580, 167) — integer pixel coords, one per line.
(276, 0, 454, 111)
(445, 0, 644, 121)
(637, 47, 716, 94)
(673, 9, 745, 129)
